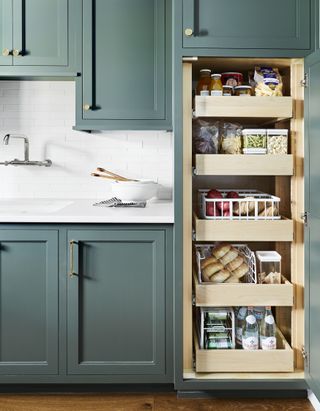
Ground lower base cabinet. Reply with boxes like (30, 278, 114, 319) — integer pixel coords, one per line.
(0, 225, 173, 383)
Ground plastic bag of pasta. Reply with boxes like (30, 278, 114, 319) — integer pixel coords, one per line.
(220, 121, 242, 154)
(253, 66, 283, 96)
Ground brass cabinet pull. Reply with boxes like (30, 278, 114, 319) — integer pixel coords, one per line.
(2, 48, 11, 57)
(184, 28, 193, 37)
(69, 240, 78, 278)
(13, 49, 22, 57)
(83, 104, 91, 111)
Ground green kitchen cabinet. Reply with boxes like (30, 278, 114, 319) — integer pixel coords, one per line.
(0, 0, 81, 76)
(0, 229, 59, 375)
(182, 0, 312, 52)
(75, 0, 172, 130)
(66, 228, 172, 381)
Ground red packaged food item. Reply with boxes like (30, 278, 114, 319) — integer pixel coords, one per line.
(221, 72, 243, 87)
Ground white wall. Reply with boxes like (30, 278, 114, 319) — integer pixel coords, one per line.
(0, 81, 173, 200)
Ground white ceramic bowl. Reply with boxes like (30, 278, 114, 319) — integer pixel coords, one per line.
(111, 180, 158, 201)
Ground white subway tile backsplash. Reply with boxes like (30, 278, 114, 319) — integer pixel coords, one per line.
(0, 81, 173, 200)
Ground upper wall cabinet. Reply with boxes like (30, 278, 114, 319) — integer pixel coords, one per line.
(182, 0, 311, 51)
(75, 0, 172, 131)
(0, 0, 81, 76)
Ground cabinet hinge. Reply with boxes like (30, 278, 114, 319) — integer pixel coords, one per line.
(300, 73, 309, 88)
(302, 346, 308, 367)
(301, 211, 309, 227)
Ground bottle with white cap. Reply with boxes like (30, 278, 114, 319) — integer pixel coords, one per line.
(260, 306, 277, 350)
(242, 306, 259, 350)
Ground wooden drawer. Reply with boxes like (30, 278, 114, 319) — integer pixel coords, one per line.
(194, 330, 294, 373)
(194, 215, 294, 242)
(194, 96, 293, 118)
(193, 272, 294, 307)
(195, 154, 294, 176)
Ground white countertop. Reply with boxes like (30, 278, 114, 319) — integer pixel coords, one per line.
(0, 198, 174, 223)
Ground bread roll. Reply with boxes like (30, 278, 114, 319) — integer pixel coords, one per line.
(225, 255, 244, 272)
(212, 243, 231, 259)
(232, 262, 249, 279)
(200, 256, 218, 270)
(233, 197, 255, 216)
(219, 248, 238, 266)
(202, 262, 224, 281)
(210, 269, 230, 283)
(224, 275, 240, 283)
(259, 205, 279, 217)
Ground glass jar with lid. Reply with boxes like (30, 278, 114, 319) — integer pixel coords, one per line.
(210, 74, 223, 96)
(196, 69, 212, 96)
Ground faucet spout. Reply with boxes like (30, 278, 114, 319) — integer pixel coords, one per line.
(2, 134, 29, 162)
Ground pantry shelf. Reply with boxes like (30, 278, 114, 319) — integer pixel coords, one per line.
(194, 96, 293, 118)
(194, 329, 294, 373)
(195, 154, 294, 176)
(193, 215, 294, 241)
(193, 272, 294, 307)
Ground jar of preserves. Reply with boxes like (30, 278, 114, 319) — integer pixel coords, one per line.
(196, 69, 212, 96)
(210, 74, 223, 96)
(234, 85, 252, 96)
(221, 72, 243, 87)
(223, 85, 233, 96)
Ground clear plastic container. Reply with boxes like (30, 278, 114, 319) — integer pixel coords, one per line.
(267, 129, 289, 154)
(256, 251, 281, 284)
(242, 129, 267, 149)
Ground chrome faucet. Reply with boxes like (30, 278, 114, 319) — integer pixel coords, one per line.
(3, 134, 30, 162)
(1, 133, 52, 167)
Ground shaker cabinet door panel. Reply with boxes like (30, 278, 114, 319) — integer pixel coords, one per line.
(67, 229, 167, 376)
(0, 230, 59, 374)
(12, 0, 68, 66)
(0, 0, 13, 65)
(183, 0, 311, 50)
(305, 49, 320, 401)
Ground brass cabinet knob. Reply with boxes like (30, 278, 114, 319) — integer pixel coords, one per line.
(2, 48, 11, 57)
(13, 49, 22, 57)
(83, 104, 91, 111)
(184, 28, 193, 37)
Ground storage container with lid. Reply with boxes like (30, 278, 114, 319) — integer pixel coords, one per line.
(242, 129, 267, 149)
(256, 251, 281, 284)
(235, 85, 252, 96)
(267, 129, 289, 154)
(210, 73, 223, 96)
(223, 85, 233, 96)
(196, 69, 212, 96)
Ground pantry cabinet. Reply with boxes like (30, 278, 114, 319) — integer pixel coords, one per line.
(182, 0, 312, 52)
(66, 228, 170, 379)
(75, 0, 172, 131)
(0, 0, 80, 76)
(0, 229, 59, 375)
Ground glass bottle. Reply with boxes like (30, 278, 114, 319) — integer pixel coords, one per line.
(242, 306, 259, 350)
(196, 69, 212, 96)
(210, 74, 223, 96)
(260, 306, 276, 350)
(235, 307, 247, 348)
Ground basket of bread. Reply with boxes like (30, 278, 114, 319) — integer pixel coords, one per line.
(199, 189, 280, 220)
(195, 243, 257, 284)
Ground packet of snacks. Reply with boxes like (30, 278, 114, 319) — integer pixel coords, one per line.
(252, 66, 283, 96)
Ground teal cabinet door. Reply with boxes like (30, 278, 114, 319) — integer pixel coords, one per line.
(305, 49, 320, 402)
(183, 0, 311, 50)
(0, 229, 59, 375)
(76, 0, 172, 130)
(0, 0, 12, 65)
(67, 229, 168, 377)
(12, 0, 68, 66)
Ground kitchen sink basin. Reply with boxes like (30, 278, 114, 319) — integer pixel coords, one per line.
(0, 199, 73, 214)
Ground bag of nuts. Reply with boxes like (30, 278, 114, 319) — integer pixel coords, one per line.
(267, 129, 288, 154)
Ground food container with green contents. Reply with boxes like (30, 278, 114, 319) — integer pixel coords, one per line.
(234, 85, 252, 96)
(242, 129, 267, 149)
(267, 129, 288, 154)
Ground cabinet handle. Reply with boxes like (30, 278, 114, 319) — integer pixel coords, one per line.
(69, 240, 78, 278)
(2, 48, 11, 57)
(83, 104, 91, 111)
(13, 49, 22, 57)
(184, 28, 193, 37)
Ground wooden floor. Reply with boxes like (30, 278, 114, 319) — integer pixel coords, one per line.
(0, 393, 314, 411)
